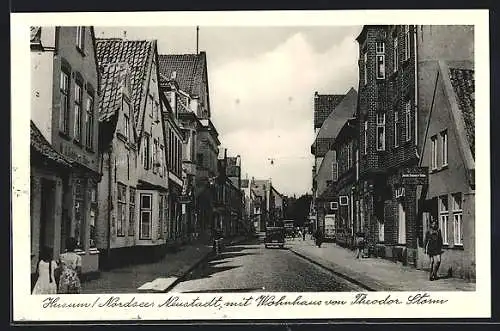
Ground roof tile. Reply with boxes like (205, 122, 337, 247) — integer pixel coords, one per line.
(314, 93, 345, 129)
(449, 68, 475, 158)
(158, 54, 203, 96)
(30, 121, 70, 167)
(96, 38, 154, 129)
(98, 62, 130, 122)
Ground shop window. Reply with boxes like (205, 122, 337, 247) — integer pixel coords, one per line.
(140, 193, 152, 239)
(89, 185, 97, 248)
(398, 202, 406, 244)
(117, 183, 127, 237)
(376, 42, 385, 79)
(376, 113, 386, 151)
(128, 187, 136, 236)
(430, 135, 438, 170)
(452, 193, 463, 246)
(441, 130, 448, 166)
(439, 195, 449, 245)
(73, 179, 85, 248)
(73, 80, 83, 142)
(59, 70, 70, 134)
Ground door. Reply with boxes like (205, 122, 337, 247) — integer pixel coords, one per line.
(39, 179, 56, 251)
(398, 202, 406, 244)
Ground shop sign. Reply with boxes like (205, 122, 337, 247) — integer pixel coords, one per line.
(401, 167, 429, 185)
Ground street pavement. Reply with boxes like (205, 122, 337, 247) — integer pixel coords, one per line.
(169, 236, 365, 293)
(287, 239, 476, 291)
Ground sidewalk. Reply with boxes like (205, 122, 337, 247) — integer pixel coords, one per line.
(81, 235, 248, 294)
(288, 239, 476, 291)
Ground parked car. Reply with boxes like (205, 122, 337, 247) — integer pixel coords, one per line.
(265, 226, 285, 249)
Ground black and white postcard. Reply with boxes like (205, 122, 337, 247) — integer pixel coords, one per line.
(11, 9, 490, 321)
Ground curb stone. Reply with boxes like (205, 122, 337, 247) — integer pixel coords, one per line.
(287, 247, 382, 292)
(163, 236, 251, 292)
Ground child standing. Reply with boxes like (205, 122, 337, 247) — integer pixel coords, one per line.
(58, 237, 82, 294)
(32, 246, 58, 295)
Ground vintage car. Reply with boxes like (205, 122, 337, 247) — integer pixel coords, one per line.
(264, 226, 285, 249)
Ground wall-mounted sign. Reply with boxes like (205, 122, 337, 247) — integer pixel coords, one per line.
(330, 201, 339, 210)
(339, 196, 349, 206)
(178, 195, 192, 204)
(395, 186, 405, 199)
(401, 167, 429, 185)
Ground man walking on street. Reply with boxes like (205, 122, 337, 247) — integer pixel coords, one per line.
(302, 227, 306, 241)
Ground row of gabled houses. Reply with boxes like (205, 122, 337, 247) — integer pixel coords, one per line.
(310, 25, 475, 280)
(29, 26, 252, 282)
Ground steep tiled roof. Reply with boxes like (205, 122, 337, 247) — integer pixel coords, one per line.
(314, 93, 345, 129)
(95, 38, 154, 129)
(98, 62, 130, 122)
(449, 68, 475, 158)
(30, 121, 70, 167)
(158, 54, 205, 96)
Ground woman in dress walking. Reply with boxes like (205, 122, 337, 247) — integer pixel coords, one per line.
(58, 237, 82, 294)
(424, 219, 444, 281)
(32, 246, 58, 295)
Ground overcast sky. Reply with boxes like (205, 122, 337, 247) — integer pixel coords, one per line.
(95, 26, 362, 197)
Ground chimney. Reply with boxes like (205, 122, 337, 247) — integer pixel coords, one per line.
(123, 30, 127, 40)
(196, 26, 199, 55)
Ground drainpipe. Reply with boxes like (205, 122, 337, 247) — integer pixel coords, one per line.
(107, 148, 112, 264)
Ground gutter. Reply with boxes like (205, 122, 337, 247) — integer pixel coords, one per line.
(414, 25, 420, 156)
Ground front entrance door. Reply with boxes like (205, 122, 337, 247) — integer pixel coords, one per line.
(39, 179, 56, 251)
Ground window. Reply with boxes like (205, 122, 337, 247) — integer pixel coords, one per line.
(430, 135, 438, 170)
(128, 187, 136, 236)
(149, 95, 154, 118)
(363, 52, 368, 85)
(355, 149, 359, 180)
(117, 183, 127, 237)
(74, 81, 83, 142)
(404, 25, 411, 60)
(376, 113, 386, 151)
(363, 121, 368, 154)
(89, 193, 97, 248)
(332, 157, 338, 182)
(73, 179, 84, 248)
(59, 71, 70, 134)
(347, 142, 352, 168)
(140, 194, 152, 239)
(439, 195, 449, 245)
(394, 111, 399, 147)
(85, 93, 94, 149)
(405, 100, 411, 142)
(393, 36, 399, 72)
(152, 138, 158, 174)
(76, 27, 84, 51)
(441, 130, 448, 166)
(123, 100, 130, 140)
(143, 133, 151, 170)
(159, 145, 164, 177)
(376, 42, 385, 79)
(452, 193, 463, 245)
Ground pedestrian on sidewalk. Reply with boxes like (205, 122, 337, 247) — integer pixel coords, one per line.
(32, 246, 58, 295)
(302, 227, 306, 241)
(314, 229, 324, 248)
(355, 233, 365, 259)
(424, 219, 444, 281)
(57, 237, 82, 294)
